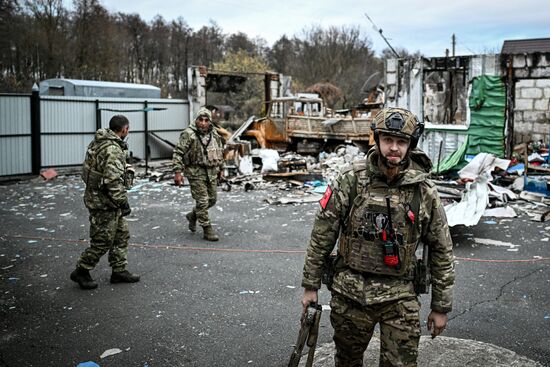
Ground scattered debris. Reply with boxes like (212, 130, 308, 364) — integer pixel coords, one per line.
(100, 348, 122, 359)
(40, 168, 58, 181)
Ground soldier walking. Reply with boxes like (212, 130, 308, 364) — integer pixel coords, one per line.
(70, 115, 140, 289)
(300, 108, 455, 366)
(172, 107, 225, 241)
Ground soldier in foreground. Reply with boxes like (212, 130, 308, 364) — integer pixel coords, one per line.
(70, 115, 140, 290)
(300, 108, 455, 366)
(173, 107, 225, 241)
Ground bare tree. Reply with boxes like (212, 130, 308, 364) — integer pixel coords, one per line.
(225, 32, 256, 56)
(69, 0, 118, 80)
(169, 17, 191, 98)
(190, 21, 224, 66)
(24, 0, 69, 79)
(274, 25, 380, 107)
(145, 15, 169, 94)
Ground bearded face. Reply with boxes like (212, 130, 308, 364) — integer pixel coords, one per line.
(377, 133, 410, 168)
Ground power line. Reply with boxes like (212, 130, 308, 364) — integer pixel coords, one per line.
(364, 12, 400, 58)
(454, 35, 477, 55)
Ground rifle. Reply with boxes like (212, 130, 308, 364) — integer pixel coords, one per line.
(288, 302, 322, 367)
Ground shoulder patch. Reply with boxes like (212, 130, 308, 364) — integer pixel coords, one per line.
(319, 185, 333, 210)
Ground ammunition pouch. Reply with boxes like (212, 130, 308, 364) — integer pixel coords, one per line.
(82, 165, 104, 190)
(339, 233, 415, 276)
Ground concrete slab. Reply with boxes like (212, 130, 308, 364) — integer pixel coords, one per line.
(298, 335, 544, 367)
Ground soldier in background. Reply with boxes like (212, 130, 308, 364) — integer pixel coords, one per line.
(70, 115, 140, 290)
(173, 107, 225, 241)
(300, 108, 455, 366)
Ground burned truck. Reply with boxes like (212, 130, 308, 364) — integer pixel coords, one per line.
(233, 95, 376, 154)
(187, 66, 379, 155)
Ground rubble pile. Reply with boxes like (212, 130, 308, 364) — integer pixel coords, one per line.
(101, 138, 550, 224)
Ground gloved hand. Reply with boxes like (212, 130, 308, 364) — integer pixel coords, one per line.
(217, 170, 224, 181)
(174, 172, 183, 186)
(120, 202, 131, 217)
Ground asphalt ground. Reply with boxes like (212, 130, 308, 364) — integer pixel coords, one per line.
(0, 175, 549, 367)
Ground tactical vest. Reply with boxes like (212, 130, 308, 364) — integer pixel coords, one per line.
(339, 168, 422, 277)
(81, 140, 112, 190)
(182, 131, 224, 167)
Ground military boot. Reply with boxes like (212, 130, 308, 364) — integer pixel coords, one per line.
(70, 267, 98, 290)
(202, 225, 219, 242)
(186, 211, 197, 232)
(110, 270, 140, 284)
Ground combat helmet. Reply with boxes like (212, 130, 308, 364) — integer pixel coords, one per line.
(371, 107, 424, 149)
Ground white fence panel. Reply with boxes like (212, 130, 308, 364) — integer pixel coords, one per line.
(0, 95, 32, 175)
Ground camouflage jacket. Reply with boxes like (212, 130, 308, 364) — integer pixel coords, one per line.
(302, 148, 454, 313)
(172, 120, 225, 181)
(82, 128, 129, 211)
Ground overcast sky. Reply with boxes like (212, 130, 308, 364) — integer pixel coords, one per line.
(81, 0, 550, 57)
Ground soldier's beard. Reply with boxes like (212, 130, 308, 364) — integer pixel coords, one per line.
(377, 147, 409, 181)
(380, 154, 402, 168)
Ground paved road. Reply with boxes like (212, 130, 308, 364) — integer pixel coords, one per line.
(0, 176, 548, 366)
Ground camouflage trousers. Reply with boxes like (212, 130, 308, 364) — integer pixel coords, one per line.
(188, 177, 217, 226)
(77, 209, 129, 272)
(330, 292, 421, 367)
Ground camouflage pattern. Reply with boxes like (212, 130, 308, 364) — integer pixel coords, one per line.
(77, 209, 129, 272)
(188, 177, 218, 227)
(172, 108, 225, 227)
(302, 148, 454, 310)
(301, 147, 454, 365)
(78, 128, 131, 271)
(82, 128, 129, 210)
(330, 293, 420, 367)
(172, 108, 225, 179)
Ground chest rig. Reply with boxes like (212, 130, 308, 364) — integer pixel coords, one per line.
(339, 172, 422, 277)
(183, 131, 224, 167)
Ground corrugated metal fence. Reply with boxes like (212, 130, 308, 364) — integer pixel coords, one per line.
(0, 94, 33, 176)
(0, 92, 189, 177)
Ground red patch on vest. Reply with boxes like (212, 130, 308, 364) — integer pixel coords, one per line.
(319, 185, 333, 210)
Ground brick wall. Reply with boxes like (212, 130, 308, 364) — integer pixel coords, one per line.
(514, 78, 550, 144)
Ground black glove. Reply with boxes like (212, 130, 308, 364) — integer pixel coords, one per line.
(120, 202, 131, 217)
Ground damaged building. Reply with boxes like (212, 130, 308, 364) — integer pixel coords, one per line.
(384, 37, 550, 165)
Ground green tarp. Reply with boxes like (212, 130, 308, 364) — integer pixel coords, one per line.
(467, 75, 506, 156)
(434, 75, 506, 173)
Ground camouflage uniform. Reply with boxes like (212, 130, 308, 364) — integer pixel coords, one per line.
(172, 108, 225, 228)
(78, 128, 131, 272)
(301, 147, 454, 367)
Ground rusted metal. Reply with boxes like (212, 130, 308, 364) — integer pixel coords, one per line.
(234, 95, 376, 153)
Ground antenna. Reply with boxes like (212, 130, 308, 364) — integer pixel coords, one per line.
(364, 12, 401, 58)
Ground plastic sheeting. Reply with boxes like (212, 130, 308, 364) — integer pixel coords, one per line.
(444, 153, 511, 227)
(445, 177, 489, 227)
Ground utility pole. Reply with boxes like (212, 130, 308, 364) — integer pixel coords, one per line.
(452, 34, 456, 57)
